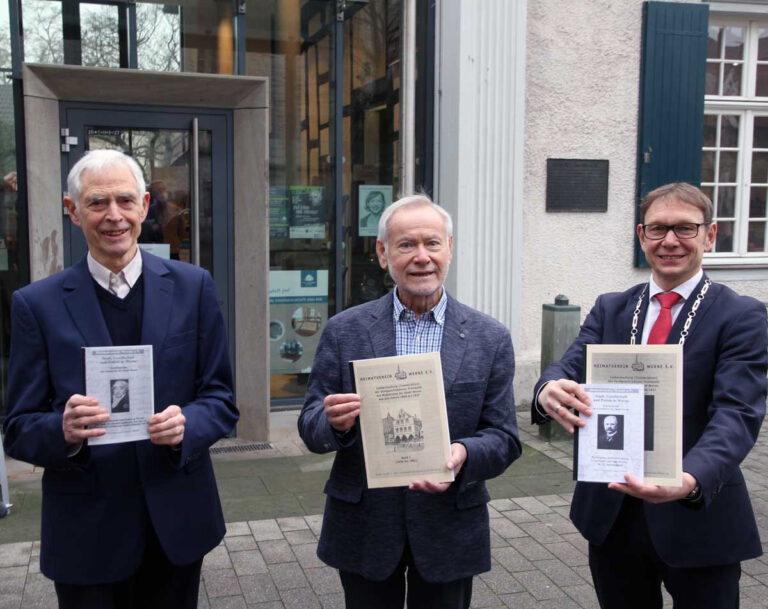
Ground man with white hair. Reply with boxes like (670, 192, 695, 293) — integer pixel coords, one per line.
(3, 149, 238, 608)
(299, 194, 521, 609)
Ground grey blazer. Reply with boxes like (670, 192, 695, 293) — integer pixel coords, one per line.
(298, 292, 521, 582)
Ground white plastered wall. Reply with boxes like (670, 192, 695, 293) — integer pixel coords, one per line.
(437, 0, 768, 404)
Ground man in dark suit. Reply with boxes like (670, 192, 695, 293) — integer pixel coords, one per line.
(532, 182, 768, 609)
(597, 415, 622, 450)
(3, 149, 238, 608)
(110, 379, 130, 413)
(299, 195, 521, 609)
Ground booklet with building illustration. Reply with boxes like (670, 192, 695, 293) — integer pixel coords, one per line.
(350, 352, 453, 489)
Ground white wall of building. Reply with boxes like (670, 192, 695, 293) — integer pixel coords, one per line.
(436, 0, 768, 404)
(435, 0, 527, 346)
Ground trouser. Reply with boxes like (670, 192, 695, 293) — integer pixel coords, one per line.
(339, 543, 473, 609)
(54, 521, 202, 609)
(588, 496, 741, 609)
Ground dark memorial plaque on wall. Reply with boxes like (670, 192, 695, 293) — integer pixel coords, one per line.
(546, 159, 609, 212)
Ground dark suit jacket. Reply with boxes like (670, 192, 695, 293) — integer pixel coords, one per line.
(532, 277, 767, 568)
(111, 394, 130, 413)
(597, 431, 622, 451)
(298, 292, 521, 582)
(2, 252, 238, 584)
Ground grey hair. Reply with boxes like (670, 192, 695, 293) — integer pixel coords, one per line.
(67, 149, 146, 207)
(377, 194, 453, 245)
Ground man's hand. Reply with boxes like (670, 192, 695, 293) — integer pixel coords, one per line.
(62, 394, 109, 445)
(608, 472, 698, 504)
(324, 393, 361, 432)
(538, 379, 592, 434)
(409, 442, 468, 493)
(149, 405, 185, 447)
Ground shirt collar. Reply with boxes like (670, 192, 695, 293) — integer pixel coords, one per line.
(648, 269, 703, 301)
(392, 287, 447, 324)
(87, 247, 143, 291)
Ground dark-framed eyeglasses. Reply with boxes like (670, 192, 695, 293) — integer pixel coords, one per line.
(641, 223, 709, 240)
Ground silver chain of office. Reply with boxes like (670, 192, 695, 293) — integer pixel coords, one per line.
(629, 279, 711, 346)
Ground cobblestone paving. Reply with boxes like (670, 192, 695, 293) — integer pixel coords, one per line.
(2, 415, 768, 608)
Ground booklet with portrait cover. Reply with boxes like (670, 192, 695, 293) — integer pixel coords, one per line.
(84, 345, 154, 446)
(584, 344, 683, 486)
(350, 352, 454, 489)
(574, 384, 645, 483)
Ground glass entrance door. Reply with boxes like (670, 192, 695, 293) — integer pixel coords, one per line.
(59, 103, 233, 338)
(261, 0, 402, 404)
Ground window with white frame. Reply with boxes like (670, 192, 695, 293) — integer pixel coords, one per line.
(703, 18, 768, 264)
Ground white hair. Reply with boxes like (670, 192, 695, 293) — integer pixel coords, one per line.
(67, 149, 146, 207)
(377, 194, 453, 245)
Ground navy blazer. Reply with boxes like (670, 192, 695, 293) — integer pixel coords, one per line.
(3, 252, 238, 584)
(298, 292, 521, 582)
(532, 278, 768, 568)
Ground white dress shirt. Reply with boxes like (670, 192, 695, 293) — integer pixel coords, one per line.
(640, 269, 703, 344)
(87, 248, 143, 299)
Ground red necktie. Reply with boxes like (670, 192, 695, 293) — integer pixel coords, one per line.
(647, 292, 682, 344)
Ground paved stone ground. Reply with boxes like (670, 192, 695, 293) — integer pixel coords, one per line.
(2, 412, 768, 608)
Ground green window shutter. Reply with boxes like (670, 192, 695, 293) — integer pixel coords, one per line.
(636, 1, 709, 267)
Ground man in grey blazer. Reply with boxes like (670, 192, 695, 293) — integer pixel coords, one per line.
(298, 195, 521, 609)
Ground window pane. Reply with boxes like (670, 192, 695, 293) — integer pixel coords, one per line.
(760, 28, 768, 61)
(701, 185, 714, 203)
(725, 27, 745, 60)
(721, 114, 740, 147)
(703, 114, 717, 147)
(722, 63, 742, 96)
(80, 3, 120, 68)
(719, 151, 738, 182)
(706, 62, 720, 96)
(752, 151, 768, 183)
(137, 3, 182, 72)
(708, 26, 722, 59)
(0, 70, 21, 420)
(756, 65, 768, 98)
(22, 0, 64, 64)
(748, 222, 765, 252)
(715, 221, 734, 252)
(750, 188, 767, 218)
(718, 185, 736, 217)
(702, 150, 716, 182)
(754, 116, 768, 149)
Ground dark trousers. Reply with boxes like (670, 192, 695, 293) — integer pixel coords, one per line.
(339, 543, 473, 609)
(54, 523, 202, 609)
(589, 496, 741, 609)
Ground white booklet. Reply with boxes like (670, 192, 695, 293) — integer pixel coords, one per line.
(84, 345, 154, 446)
(586, 344, 683, 486)
(575, 383, 645, 483)
(350, 352, 454, 489)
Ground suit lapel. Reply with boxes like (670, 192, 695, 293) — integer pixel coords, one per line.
(368, 293, 397, 357)
(140, 253, 173, 368)
(63, 257, 113, 347)
(440, 295, 468, 388)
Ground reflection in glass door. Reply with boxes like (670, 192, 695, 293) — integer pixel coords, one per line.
(260, 0, 402, 404)
(85, 127, 212, 271)
(60, 103, 233, 339)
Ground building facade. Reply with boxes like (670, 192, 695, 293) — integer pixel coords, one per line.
(1, 0, 766, 440)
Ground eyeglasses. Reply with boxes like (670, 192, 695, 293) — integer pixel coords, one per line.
(641, 223, 709, 240)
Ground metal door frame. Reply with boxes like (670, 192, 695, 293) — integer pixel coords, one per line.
(58, 102, 235, 352)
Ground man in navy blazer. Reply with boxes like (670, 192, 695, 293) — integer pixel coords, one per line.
(299, 195, 521, 609)
(2, 150, 238, 608)
(533, 183, 768, 609)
